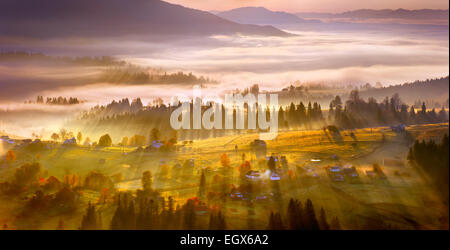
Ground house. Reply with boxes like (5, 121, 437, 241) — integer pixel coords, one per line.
(332, 173, 344, 182)
(305, 167, 319, 178)
(151, 140, 163, 149)
(327, 166, 345, 181)
(1, 136, 15, 144)
(22, 139, 32, 144)
(63, 137, 76, 145)
(230, 191, 244, 200)
(270, 172, 281, 181)
(329, 166, 341, 172)
(252, 139, 267, 158)
(343, 165, 359, 178)
(253, 139, 266, 147)
(246, 170, 261, 180)
(390, 124, 406, 132)
(255, 194, 268, 201)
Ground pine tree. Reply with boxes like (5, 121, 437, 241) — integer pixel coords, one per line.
(303, 199, 319, 230)
(287, 198, 298, 229)
(81, 202, 98, 230)
(319, 207, 330, 230)
(126, 201, 136, 229)
(57, 218, 65, 230)
(142, 171, 153, 192)
(183, 200, 196, 229)
(209, 210, 226, 230)
(268, 211, 283, 230)
(198, 170, 206, 199)
(331, 216, 342, 230)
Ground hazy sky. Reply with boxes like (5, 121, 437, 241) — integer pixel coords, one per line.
(166, 0, 449, 13)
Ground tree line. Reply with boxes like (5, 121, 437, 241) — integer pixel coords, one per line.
(28, 96, 83, 105)
(407, 134, 449, 204)
(71, 91, 448, 141)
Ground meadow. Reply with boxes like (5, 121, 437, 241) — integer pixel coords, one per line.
(1, 123, 447, 229)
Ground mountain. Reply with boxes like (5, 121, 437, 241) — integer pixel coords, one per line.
(216, 7, 320, 25)
(296, 9, 449, 23)
(358, 76, 449, 106)
(0, 0, 289, 38)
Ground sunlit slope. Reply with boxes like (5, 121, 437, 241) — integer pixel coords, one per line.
(1, 123, 447, 229)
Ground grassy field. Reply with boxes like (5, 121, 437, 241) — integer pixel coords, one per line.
(0, 123, 448, 229)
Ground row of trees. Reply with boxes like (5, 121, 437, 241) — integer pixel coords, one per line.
(98, 67, 217, 85)
(268, 198, 341, 230)
(73, 90, 448, 142)
(330, 91, 448, 129)
(51, 130, 84, 143)
(279, 101, 324, 129)
(0, 51, 125, 67)
(48, 127, 175, 148)
(32, 96, 82, 105)
(407, 134, 449, 203)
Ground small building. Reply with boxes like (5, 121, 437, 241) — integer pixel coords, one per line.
(1, 137, 15, 144)
(151, 140, 163, 149)
(252, 139, 267, 158)
(327, 166, 345, 181)
(390, 124, 406, 132)
(22, 139, 32, 144)
(332, 173, 344, 182)
(255, 195, 269, 201)
(305, 167, 319, 178)
(246, 170, 261, 180)
(63, 137, 76, 145)
(329, 166, 341, 172)
(270, 172, 281, 181)
(230, 191, 244, 200)
(343, 165, 359, 178)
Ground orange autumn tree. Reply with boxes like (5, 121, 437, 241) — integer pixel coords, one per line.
(220, 153, 230, 168)
(238, 161, 251, 176)
(5, 150, 16, 162)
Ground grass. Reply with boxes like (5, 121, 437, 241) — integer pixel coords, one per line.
(0, 123, 448, 229)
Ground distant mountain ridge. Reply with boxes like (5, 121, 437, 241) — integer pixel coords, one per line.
(359, 76, 449, 106)
(0, 0, 289, 38)
(216, 6, 321, 25)
(296, 8, 449, 21)
(215, 7, 448, 31)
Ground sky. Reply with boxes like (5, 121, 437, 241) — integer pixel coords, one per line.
(166, 0, 449, 13)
